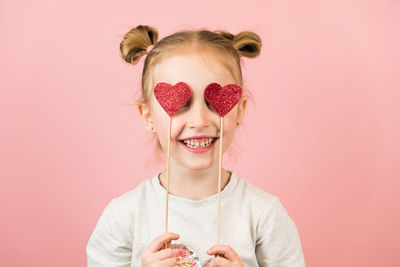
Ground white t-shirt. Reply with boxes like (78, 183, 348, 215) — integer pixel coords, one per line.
(86, 171, 306, 266)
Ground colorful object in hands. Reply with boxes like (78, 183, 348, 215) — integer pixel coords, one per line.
(154, 82, 191, 117)
(170, 243, 211, 267)
(204, 83, 243, 117)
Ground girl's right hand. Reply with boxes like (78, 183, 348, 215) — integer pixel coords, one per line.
(141, 232, 180, 267)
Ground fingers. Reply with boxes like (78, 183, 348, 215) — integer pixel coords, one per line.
(154, 248, 175, 261)
(141, 233, 180, 267)
(146, 232, 180, 253)
(159, 257, 179, 267)
(143, 255, 177, 267)
(208, 256, 231, 267)
(207, 244, 239, 261)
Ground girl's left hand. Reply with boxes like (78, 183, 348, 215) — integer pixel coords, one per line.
(206, 245, 243, 267)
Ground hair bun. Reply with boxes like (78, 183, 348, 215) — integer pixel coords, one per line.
(120, 25, 159, 65)
(215, 30, 262, 58)
(232, 31, 262, 58)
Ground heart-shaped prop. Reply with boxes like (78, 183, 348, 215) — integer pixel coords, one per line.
(204, 83, 243, 245)
(154, 82, 191, 117)
(170, 243, 212, 267)
(204, 83, 243, 117)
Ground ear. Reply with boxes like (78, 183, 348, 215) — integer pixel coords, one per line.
(236, 96, 248, 127)
(137, 101, 155, 132)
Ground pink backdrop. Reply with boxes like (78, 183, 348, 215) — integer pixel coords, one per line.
(1, 0, 399, 266)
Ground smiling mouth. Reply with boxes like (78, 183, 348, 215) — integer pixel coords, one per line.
(178, 137, 218, 149)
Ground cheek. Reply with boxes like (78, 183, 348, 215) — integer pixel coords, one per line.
(151, 107, 171, 149)
(156, 128, 168, 149)
(223, 108, 238, 130)
(224, 118, 236, 130)
(169, 117, 185, 140)
(222, 110, 238, 147)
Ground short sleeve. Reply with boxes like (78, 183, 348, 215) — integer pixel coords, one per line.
(255, 196, 306, 267)
(86, 198, 133, 267)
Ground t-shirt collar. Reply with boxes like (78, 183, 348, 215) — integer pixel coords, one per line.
(151, 171, 238, 205)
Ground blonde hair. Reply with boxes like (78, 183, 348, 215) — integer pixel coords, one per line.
(119, 25, 262, 161)
(120, 25, 261, 103)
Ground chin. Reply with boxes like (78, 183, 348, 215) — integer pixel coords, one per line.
(183, 158, 215, 171)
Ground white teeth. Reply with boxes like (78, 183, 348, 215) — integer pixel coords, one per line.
(182, 138, 214, 148)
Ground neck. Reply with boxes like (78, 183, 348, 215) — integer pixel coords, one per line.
(158, 162, 231, 201)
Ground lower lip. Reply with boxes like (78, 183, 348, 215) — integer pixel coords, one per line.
(179, 139, 217, 153)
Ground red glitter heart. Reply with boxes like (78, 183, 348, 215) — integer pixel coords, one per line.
(204, 83, 243, 117)
(153, 82, 191, 117)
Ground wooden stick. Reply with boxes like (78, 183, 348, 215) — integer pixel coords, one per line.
(217, 117, 223, 245)
(164, 117, 172, 249)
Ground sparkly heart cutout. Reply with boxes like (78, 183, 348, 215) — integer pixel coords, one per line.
(170, 243, 212, 267)
(154, 82, 191, 117)
(204, 83, 243, 117)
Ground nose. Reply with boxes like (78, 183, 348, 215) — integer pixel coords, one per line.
(187, 102, 211, 129)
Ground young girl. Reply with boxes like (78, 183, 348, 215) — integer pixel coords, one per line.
(87, 25, 306, 267)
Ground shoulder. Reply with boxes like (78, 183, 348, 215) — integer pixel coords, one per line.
(94, 177, 157, 235)
(236, 175, 280, 209)
(234, 175, 293, 226)
(112, 177, 155, 210)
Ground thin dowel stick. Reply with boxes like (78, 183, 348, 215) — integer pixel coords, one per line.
(164, 117, 172, 249)
(217, 117, 223, 245)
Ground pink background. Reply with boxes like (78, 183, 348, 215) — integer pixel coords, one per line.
(1, 0, 399, 266)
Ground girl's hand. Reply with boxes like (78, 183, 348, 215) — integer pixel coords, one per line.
(206, 244, 243, 267)
(141, 232, 180, 267)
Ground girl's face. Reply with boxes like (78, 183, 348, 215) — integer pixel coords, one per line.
(139, 52, 247, 170)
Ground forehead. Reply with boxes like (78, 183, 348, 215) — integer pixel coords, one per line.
(152, 53, 236, 92)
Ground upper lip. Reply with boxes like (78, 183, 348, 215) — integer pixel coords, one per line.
(178, 135, 218, 141)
